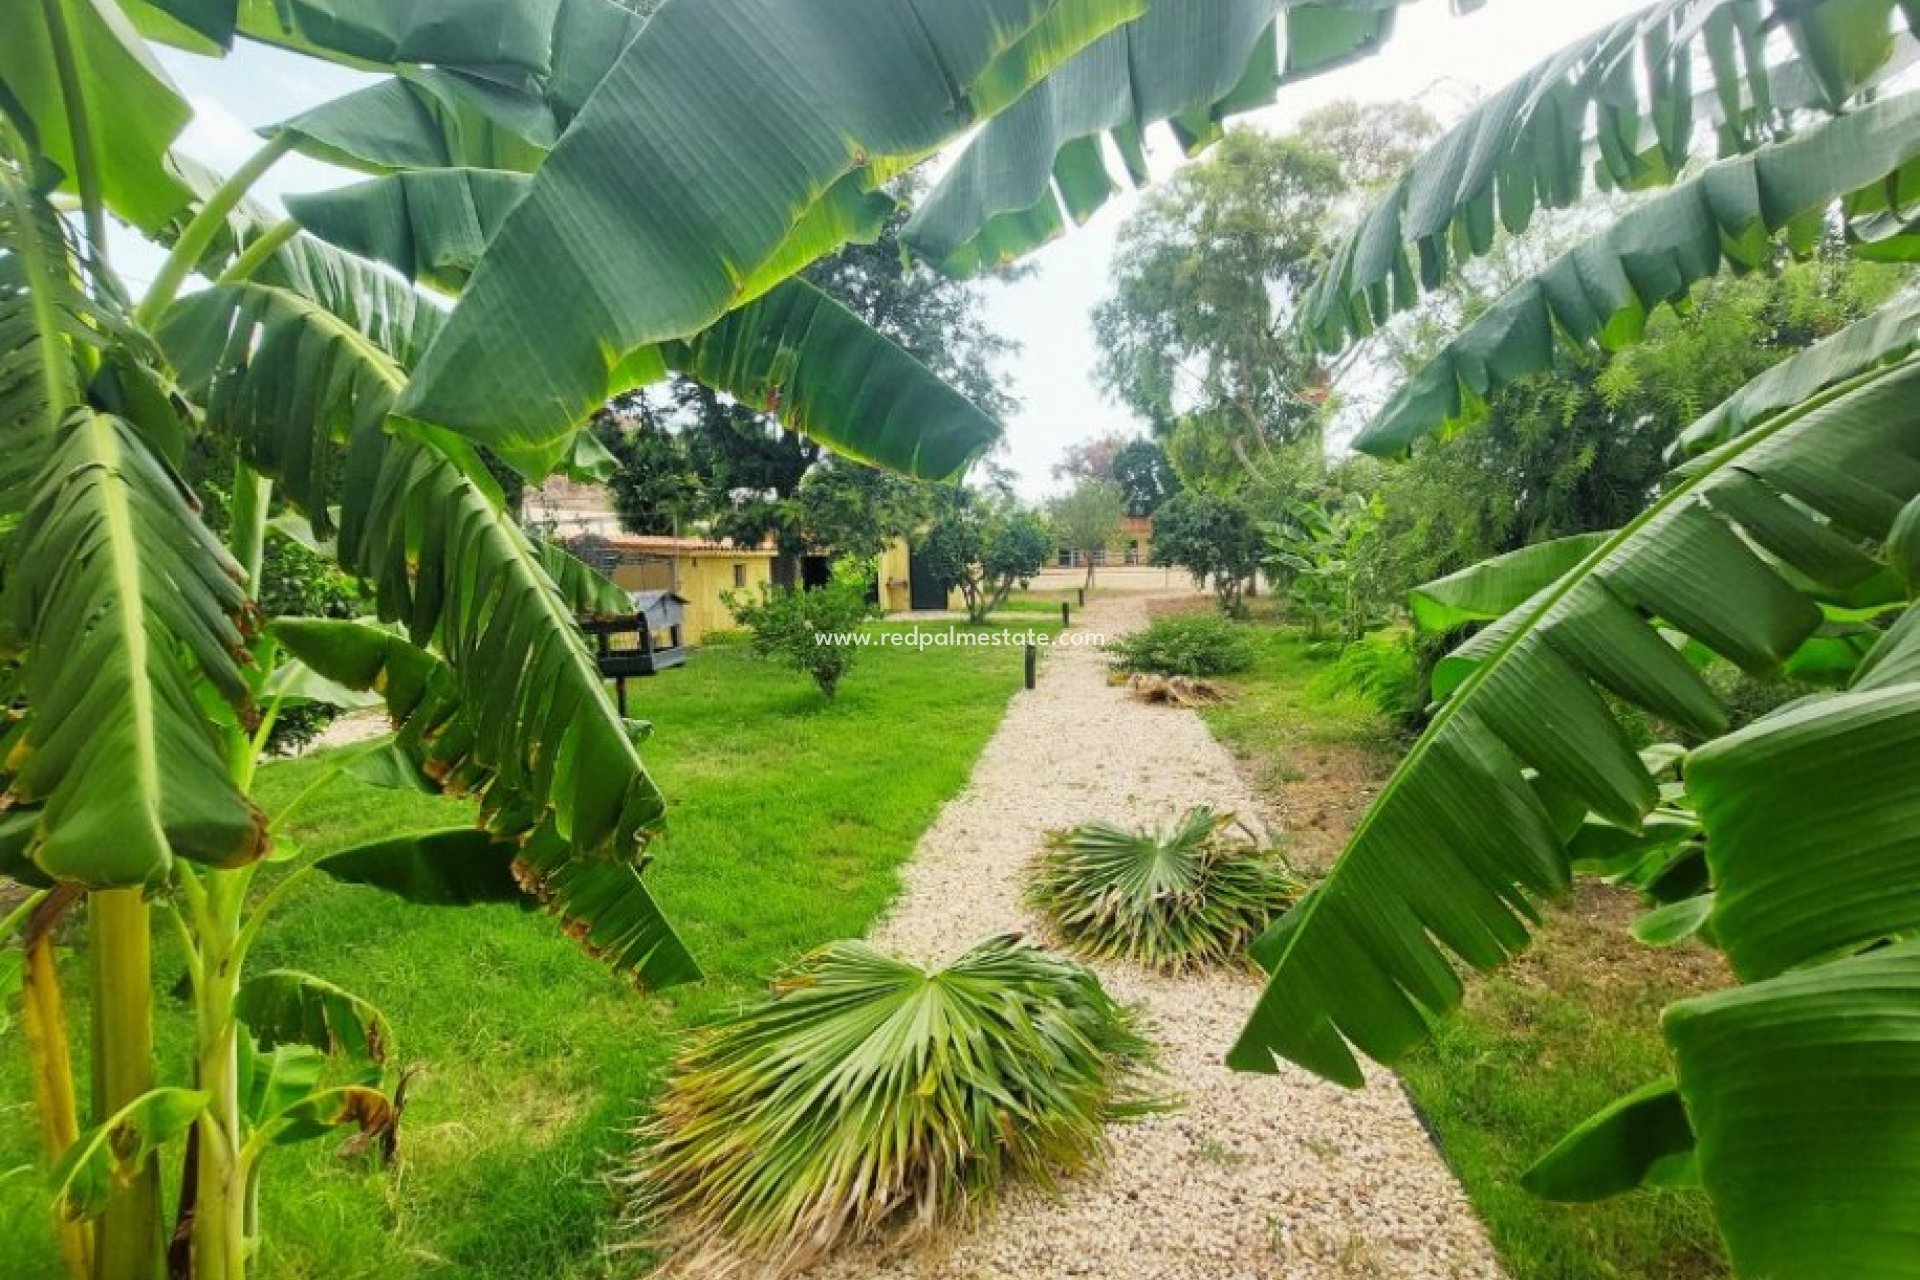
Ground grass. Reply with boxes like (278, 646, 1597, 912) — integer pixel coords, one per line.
(0, 621, 1047, 1280)
(1196, 616, 1731, 1280)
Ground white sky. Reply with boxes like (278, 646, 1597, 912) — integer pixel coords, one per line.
(148, 0, 1651, 499)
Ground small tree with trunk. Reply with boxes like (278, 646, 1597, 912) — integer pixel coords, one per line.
(1150, 491, 1264, 615)
(920, 495, 1051, 623)
(1049, 480, 1127, 588)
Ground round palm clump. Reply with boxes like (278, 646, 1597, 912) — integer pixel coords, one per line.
(624, 936, 1160, 1274)
(1027, 806, 1303, 973)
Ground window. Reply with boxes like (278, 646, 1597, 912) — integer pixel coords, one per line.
(733, 563, 747, 588)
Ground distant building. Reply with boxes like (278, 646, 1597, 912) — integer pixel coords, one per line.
(568, 533, 776, 645)
(1057, 513, 1154, 569)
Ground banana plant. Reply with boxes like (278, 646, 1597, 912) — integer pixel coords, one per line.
(5, 2, 1170, 1278)
(902, 0, 1490, 275)
(1224, 4, 1920, 1270)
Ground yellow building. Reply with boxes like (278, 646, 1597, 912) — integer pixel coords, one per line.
(573, 534, 776, 645)
(879, 538, 962, 613)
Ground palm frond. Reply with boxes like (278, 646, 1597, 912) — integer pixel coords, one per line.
(1028, 807, 1301, 972)
(1355, 88, 1920, 456)
(625, 936, 1157, 1274)
(1231, 347, 1920, 1085)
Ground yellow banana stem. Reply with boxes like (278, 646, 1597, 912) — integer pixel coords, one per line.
(23, 890, 91, 1280)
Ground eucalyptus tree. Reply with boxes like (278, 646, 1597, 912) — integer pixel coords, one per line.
(1210, 4, 1920, 1277)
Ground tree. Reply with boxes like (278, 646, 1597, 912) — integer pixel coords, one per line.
(722, 560, 879, 700)
(1049, 480, 1128, 588)
(1149, 491, 1263, 615)
(1226, 8, 1920, 1278)
(1094, 130, 1345, 453)
(1110, 438, 1179, 516)
(1052, 432, 1132, 482)
(920, 493, 1052, 623)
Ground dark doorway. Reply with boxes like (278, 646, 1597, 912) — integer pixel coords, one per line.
(799, 555, 832, 589)
(907, 544, 947, 610)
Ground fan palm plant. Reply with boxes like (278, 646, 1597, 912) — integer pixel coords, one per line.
(1028, 808, 1302, 971)
(623, 936, 1160, 1275)
(1215, 3, 1920, 1277)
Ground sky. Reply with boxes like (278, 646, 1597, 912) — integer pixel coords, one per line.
(145, 0, 1652, 499)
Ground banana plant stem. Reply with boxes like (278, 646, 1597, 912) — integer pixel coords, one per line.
(34, 0, 106, 255)
(216, 219, 297, 286)
(136, 133, 295, 328)
(22, 890, 90, 1280)
(189, 871, 250, 1280)
(88, 888, 163, 1280)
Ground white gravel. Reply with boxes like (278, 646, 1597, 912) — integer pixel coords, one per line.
(791, 594, 1505, 1280)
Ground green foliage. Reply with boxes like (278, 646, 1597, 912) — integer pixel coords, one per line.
(723, 561, 879, 700)
(1109, 614, 1256, 678)
(1027, 807, 1302, 972)
(1149, 490, 1263, 613)
(919, 491, 1051, 623)
(1347, 252, 1907, 613)
(1095, 130, 1345, 445)
(625, 936, 1159, 1274)
(1316, 631, 1421, 725)
(1048, 478, 1128, 583)
(905, 3, 1432, 274)
(1264, 495, 1391, 643)
(1111, 438, 1179, 515)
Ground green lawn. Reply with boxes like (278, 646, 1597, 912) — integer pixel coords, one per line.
(1, 622, 1043, 1280)
(1198, 620, 1731, 1280)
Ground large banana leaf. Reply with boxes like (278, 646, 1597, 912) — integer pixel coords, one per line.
(286, 169, 528, 293)
(1304, 0, 1919, 353)
(135, 0, 563, 80)
(0, 150, 262, 889)
(273, 619, 699, 986)
(1408, 532, 1612, 634)
(904, 0, 1455, 276)
(1689, 678, 1920, 982)
(1353, 89, 1920, 456)
(1670, 290, 1920, 457)
(0, 411, 264, 887)
(395, 0, 1142, 475)
(158, 267, 669, 866)
(2, 0, 193, 230)
(1228, 350, 1920, 1085)
(268, 70, 558, 177)
(285, 170, 1004, 477)
(1664, 942, 1920, 1280)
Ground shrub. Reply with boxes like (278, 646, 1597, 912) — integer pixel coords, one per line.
(1316, 630, 1422, 725)
(722, 559, 877, 699)
(1109, 614, 1256, 677)
(1027, 808, 1303, 972)
(625, 937, 1159, 1274)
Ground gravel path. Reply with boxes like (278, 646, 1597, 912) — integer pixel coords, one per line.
(798, 595, 1505, 1280)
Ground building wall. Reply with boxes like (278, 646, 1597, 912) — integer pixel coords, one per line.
(879, 538, 963, 613)
(608, 553, 772, 644)
(878, 539, 913, 613)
